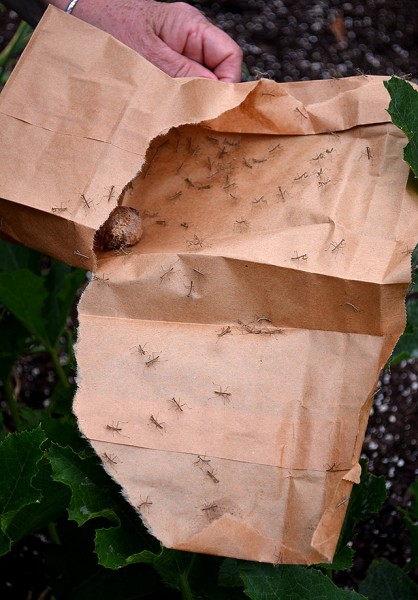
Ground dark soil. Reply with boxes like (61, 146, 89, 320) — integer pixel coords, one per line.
(1, 0, 418, 595)
(196, 0, 418, 83)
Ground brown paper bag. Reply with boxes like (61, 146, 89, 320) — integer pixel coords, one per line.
(1, 6, 417, 564)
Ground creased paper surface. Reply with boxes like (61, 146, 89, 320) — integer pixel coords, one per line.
(1, 6, 418, 565)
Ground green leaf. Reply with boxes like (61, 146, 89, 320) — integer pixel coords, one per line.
(0, 529, 10, 555)
(385, 77, 418, 178)
(18, 407, 45, 430)
(0, 239, 42, 273)
(94, 499, 164, 569)
(0, 420, 85, 542)
(338, 459, 387, 550)
(391, 331, 418, 363)
(389, 244, 418, 363)
(390, 300, 418, 362)
(47, 379, 78, 416)
(406, 298, 418, 329)
(409, 479, 418, 519)
(219, 558, 244, 588)
(48, 443, 118, 526)
(0, 426, 46, 552)
(146, 548, 195, 592)
(48, 443, 158, 570)
(44, 261, 86, 347)
(0, 262, 84, 353)
(359, 559, 418, 600)
(5, 457, 70, 544)
(316, 544, 354, 571)
(0, 269, 50, 347)
(41, 414, 88, 454)
(95, 523, 157, 570)
(44, 520, 164, 600)
(239, 563, 366, 599)
(128, 548, 235, 599)
(0, 310, 31, 366)
(409, 244, 418, 291)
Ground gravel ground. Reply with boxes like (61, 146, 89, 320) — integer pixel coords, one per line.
(1, 0, 418, 593)
(194, 0, 418, 84)
(343, 362, 418, 587)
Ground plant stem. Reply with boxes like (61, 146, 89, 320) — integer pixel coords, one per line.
(0, 21, 31, 68)
(50, 348, 70, 389)
(4, 375, 21, 431)
(178, 554, 196, 600)
(47, 521, 61, 545)
(179, 573, 194, 600)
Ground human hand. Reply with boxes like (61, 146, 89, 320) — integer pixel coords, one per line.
(67, 0, 243, 82)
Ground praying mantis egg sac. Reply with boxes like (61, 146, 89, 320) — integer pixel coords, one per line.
(96, 206, 143, 250)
